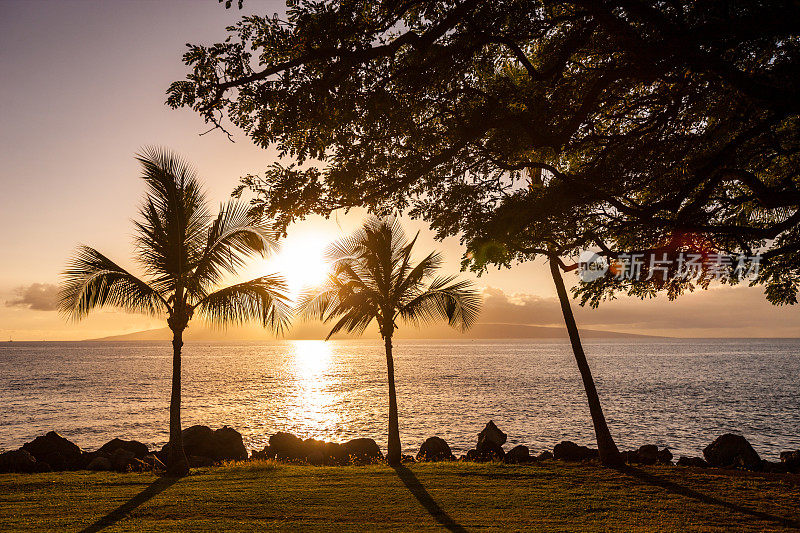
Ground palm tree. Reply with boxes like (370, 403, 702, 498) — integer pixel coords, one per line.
(58, 148, 292, 476)
(300, 218, 481, 465)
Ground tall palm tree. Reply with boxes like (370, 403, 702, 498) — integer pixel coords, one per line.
(300, 218, 481, 465)
(58, 148, 292, 476)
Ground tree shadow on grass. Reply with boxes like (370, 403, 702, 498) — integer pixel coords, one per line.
(80, 475, 179, 533)
(393, 465, 468, 532)
(617, 465, 800, 529)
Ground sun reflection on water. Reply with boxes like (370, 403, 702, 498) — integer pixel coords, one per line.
(287, 340, 341, 440)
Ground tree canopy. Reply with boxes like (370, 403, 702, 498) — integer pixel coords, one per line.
(168, 0, 800, 304)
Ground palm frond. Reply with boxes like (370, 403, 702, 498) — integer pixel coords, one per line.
(305, 216, 481, 340)
(133, 146, 210, 286)
(58, 245, 168, 320)
(398, 276, 482, 332)
(192, 274, 292, 333)
(187, 200, 279, 301)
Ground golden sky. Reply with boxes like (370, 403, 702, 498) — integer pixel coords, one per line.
(0, 0, 797, 340)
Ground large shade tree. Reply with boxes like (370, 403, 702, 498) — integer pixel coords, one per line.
(299, 217, 481, 465)
(169, 1, 800, 463)
(59, 148, 292, 476)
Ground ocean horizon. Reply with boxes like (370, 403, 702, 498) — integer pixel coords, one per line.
(2, 338, 798, 460)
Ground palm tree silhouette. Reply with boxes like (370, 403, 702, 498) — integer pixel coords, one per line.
(300, 218, 481, 465)
(59, 148, 291, 476)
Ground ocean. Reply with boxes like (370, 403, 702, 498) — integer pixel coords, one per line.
(1, 339, 798, 460)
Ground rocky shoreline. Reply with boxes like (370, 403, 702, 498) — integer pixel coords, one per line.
(1, 421, 798, 476)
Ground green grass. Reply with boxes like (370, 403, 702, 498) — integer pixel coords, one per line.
(1, 461, 798, 531)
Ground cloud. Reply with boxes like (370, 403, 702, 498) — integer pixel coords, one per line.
(6, 283, 59, 311)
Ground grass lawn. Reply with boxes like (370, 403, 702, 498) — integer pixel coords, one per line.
(0, 461, 798, 532)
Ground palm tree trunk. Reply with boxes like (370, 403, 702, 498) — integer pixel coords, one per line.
(384, 335, 402, 466)
(167, 326, 189, 476)
(549, 255, 622, 466)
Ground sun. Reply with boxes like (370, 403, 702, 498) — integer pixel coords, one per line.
(263, 233, 332, 300)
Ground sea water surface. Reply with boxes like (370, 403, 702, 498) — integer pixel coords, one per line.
(0, 339, 798, 459)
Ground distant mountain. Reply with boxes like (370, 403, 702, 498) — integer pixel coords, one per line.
(89, 322, 661, 341)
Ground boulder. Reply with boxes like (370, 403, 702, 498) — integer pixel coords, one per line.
(703, 434, 760, 469)
(761, 460, 788, 474)
(87, 456, 113, 471)
(160, 425, 248, 464)
(0, 449, 38, 473)
(537, 451, 553, 461)
(22, 431, 82, 471)
(127, 458, 150, 473)
(188, 455, 214, 468)
(624, 445, 673, 465)
(417, 437, 455, 462)
(268, 432, 306, 461)
(249, 446, 273, 461)
(553, 441, 598, 462)
(142, 454, 166, 472)
(213, 426, 248, 461)
(658, 447, 674, 465)
(466, 440, 505, 462)
(478, 421, 507, 447)
(677, 456, 708, 468)
(780, 450, 800, 473)
(302, 438, 327, 465)
(341, 438, 383, 463)
(637, 445, 659, 465)
(110, 448, 136, 472)
(322, 442, 348, 465)
(98, 438, 149, 459)
(505, 445, 532, 464)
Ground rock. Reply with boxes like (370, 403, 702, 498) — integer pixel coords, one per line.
(98, 438, 149, 459)
(761, 460, 788, 474)
(249, 446, 273, 461)
(478, 421, 507, 447)
(307, 450, 325, 465)
(0, 449, 38, 473)
(466, 440, 505, 462)
(142, 454, 166, 471)
(537, 451, 553, 461)
(658, 447, 674, 465)
(268, 432, 306, 461)
(553, 441, 598, 462)
(417, 437, 455, 462)
(322, 442, 348, 465)
(703, 434, 761, 470)
(637, 445, 659, 465)
(780, 450, 800, 473)
(505, 445, 531, 464)
(160, 425, 248, 464)
(677, 456, 709, 468)
(110, 448, 136, 472)
(87, 456, 113, 471)
(188, 455, 214, 468)
(213, 426, 248, 461)
(257, 435, 350, 465)
(624, 445, 673, 465)
(341, 438, 383, 463)
(127, 458, 149, 473)
(302, 438, 328, 465)
(22, 432, 83, 471)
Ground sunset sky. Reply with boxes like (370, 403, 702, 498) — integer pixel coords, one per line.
(1, 0, 798, 340)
